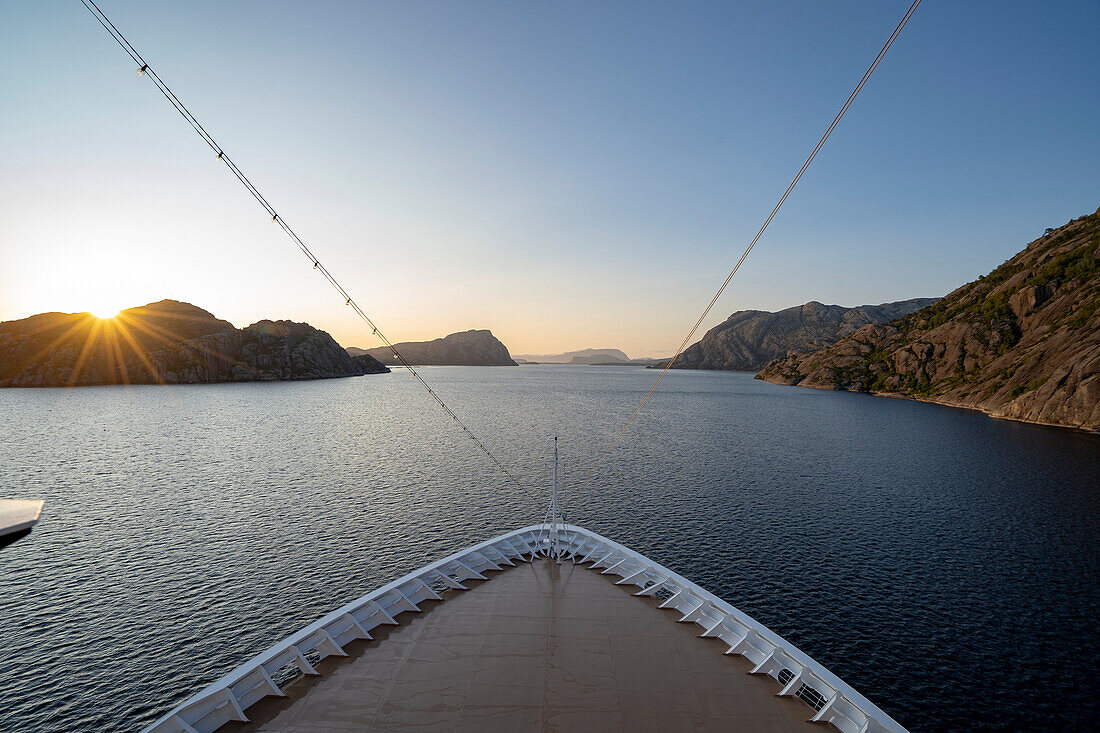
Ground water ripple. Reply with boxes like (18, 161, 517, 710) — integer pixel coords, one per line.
(1, 367, 1097, 732)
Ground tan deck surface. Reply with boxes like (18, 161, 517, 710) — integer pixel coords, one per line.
(232, 559, 821, 732)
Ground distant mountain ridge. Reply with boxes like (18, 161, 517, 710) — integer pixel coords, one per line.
(758, 207, 1100, 431)
(514, 348, 631, 364)
(0, 300, 389, 387)
(666, 298, 938, 371)
(352, 330, 516, 366)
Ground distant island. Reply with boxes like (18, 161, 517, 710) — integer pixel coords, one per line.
(514, 348, 628, 364)
(0, 300, 389, 388)
(758, 207, 1100, 431)
(514, 348, 662, 366)
(350, 329, 516, 366)
(656, 298, 938, 372)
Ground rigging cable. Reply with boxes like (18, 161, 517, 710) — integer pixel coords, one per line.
(79, 0, 524, 490)
(591, 0, 922, 473)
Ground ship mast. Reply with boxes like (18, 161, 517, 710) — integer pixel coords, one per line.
(543, 437, 564, 560)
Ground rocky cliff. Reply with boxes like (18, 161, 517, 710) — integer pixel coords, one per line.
(757, 208, 1100, 431)
(667, 299, 937, 371)
(353, 329, 516, 366)
(0, 300, 389, 387)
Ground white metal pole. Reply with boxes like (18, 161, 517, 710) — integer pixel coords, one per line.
(551, 437, 560, 561)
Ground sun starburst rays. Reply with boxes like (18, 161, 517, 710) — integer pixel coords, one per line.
(67, 318, 104, 387)
(111, 316, 164, 384)
(16, 304, 254, 387)
(114, 309, 252, 379)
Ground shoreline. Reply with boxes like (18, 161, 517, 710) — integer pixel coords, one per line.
(756, 377, 1099, 435)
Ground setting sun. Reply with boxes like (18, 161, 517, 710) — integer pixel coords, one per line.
(92, 309, 119, 320)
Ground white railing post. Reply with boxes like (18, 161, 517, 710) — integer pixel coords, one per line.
(141, 524, 909, 733)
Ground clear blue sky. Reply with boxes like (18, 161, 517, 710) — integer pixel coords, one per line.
(2, 1, 1097, 355)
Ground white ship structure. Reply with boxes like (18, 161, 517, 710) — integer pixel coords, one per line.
(0, 499, 44, 547)
(145, 451, 907, 733)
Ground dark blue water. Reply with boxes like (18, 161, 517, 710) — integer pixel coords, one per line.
(1, 366, 1097, 731)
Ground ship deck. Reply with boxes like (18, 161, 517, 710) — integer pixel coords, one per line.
(230, 557, 820, 732)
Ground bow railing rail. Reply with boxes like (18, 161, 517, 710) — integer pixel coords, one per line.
(560, 527, 908, 733)
(144, 525, 907, 733)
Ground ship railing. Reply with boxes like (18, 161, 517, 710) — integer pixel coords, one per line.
(143, 526, 545, 733)
(558, 526, 907, 733)
(144, 523, 907, 733)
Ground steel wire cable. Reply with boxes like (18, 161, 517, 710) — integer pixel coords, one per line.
(80, 0, 523, 489)
(591, 0, 922, 474)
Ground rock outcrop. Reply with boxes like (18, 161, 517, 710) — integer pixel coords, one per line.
(666, 299, 938, 371)
(352, 329, 516, 366)
(0, 300, 389, 387)
(757, 207, 1100, 431)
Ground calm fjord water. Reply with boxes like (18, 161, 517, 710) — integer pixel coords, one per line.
(1, 366, 1097, 732)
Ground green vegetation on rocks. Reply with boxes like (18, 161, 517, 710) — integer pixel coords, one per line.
(757, 207, 1100, 431)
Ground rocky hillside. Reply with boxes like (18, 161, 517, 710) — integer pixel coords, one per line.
(668, 299, 937, 371)
(353, 329, 516, 366)
(758, 208, 1100, 431)
(0, 300, 389, 387)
